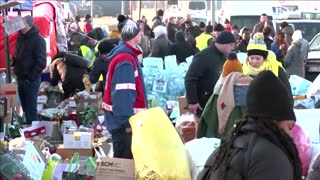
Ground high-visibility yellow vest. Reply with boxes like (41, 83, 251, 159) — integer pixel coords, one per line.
(80, 43, 104, 81)
(196, 33, 213, 51)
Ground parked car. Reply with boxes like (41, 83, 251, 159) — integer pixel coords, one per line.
(306, 32, 320, 82)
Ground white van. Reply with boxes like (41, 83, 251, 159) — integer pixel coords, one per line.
(187, 0, 207, 18)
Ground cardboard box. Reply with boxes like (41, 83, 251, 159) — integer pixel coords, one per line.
(56, 144, 94, 159)
(178, 96, 188, 115)
(63, 131, 93, 149)
(0, 83, 18, 123)
(32, 121, 62, 140)
(95, 157, 135, 180)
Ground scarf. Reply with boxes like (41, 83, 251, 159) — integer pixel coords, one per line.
(243, 50, 283, 77)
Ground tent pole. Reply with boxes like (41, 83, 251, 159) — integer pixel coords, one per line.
(2, 9, 11, 83)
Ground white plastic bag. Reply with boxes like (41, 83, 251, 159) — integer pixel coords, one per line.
(185, 138, 221, 180)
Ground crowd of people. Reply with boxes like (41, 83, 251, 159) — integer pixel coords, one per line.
(10, 9, 319, 180)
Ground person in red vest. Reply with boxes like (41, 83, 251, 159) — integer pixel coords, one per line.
(102, 19, 148, 159)
(83, 14, 93, 34)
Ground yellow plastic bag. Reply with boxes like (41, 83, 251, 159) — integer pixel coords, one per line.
(129, 107, 191, 180)
(41, 158, 61, 180)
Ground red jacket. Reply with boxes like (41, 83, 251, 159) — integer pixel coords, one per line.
(102, 42, 147, 131)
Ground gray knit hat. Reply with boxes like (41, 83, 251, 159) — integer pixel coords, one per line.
(121, 19, 141, 41)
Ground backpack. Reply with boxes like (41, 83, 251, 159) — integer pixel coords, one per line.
(197, 133, 257, 180)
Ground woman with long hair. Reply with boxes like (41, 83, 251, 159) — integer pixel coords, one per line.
(271, 32, 289, 65)
(198, 70, 302, 180)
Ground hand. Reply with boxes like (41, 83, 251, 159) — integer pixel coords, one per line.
(188, 103, 202, 115)
(70, 41, 75, 46)
(280, 44, 286, 50)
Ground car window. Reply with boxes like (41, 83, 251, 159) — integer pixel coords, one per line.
(189, 2, 206, 10)
(310, 35, 320, 50)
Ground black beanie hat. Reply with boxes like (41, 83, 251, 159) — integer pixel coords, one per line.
(121, 19, 141, 41)
(246, 70, 296, 121)
(247, 49, 268, 59)
(216, 30, 236, 44)
(87, 31, 97, 40)
(117, 14, 127, 32)
(98, 39, 116, 54)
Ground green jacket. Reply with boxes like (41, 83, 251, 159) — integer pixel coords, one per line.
(197, 94, 245, 138)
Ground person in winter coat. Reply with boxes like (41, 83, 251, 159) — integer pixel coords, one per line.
(243, 33, 293, 102)
(102, 19, 147, 159)
(184, 21, 201, 38)
(198, 70, 302, 180)
(13, 15, 46, 125)
(196, 25, 214, 51)
(137, 21, 151, 58)
(166, 16, 178, 43)
(231, 25, 240, 42)
(197, 53, 252, 138)
(252, 13, 268, 37)
(152, 9, 164, 30)
(235, 27, 250, 53)
(50, 52, 89, 99)
(89, 39, 116, 92)
(263, 27, 273, 50)
(284, 30, 309, 78)
(185, 31, 235, 117)
(271, 32, 289, 65)
(280, 21, 295, 45)
(83, 14, 93, 34)
(186, 35, 200, 54)
(149, 25, 171, 60)
(264, 20, 276, 38)
(168, 31, 195, 65)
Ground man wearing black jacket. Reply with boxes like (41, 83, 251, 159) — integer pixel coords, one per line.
(13, 16, 46, 125)
(89, 39, 116, 92)
(185, 31, 235, 116)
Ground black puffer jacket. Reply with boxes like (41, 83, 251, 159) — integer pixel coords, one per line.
(89, 55, 110, 90)
(198, 124, 295, 180)
(14, 26, 46, 82)
(185, 45, 226, 109)
(50, 53, 88, 98)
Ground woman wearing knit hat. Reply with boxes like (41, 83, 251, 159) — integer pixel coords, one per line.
(197, 52, 253, 138)
(198, 70, 302, 180)
(243, 32, 293, 100)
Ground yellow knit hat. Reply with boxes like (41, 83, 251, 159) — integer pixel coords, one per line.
(222, 52, 243, 77)
(247, 33, 267, 51)
(247, 33, 268, 59)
